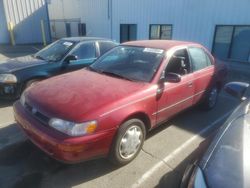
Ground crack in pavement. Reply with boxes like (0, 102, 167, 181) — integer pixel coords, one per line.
(141, 148, 174, 170)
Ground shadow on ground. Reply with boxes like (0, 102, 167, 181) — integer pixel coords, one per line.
(0, 100, 14, 108)
(0, 138, 120, 188)
(156, 132, 216, 188)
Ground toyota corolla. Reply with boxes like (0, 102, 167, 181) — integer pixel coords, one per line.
(13, 40, 227, 165)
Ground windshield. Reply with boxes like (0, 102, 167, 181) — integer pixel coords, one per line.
(90, 46, 165, 82)
(35, 40, 76, 62)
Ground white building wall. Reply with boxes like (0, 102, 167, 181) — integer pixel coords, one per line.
(111, 0, 250, 50)
(1, 0, 51, 44)
(48, 0, 250, 50)
(48, 0, 110, 39)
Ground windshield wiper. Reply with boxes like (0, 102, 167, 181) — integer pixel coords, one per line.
(100, 70, 134, 81)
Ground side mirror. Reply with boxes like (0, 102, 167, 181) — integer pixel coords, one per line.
(224, 82, 249, 101)
(165, 73, 181, 83)
(64, 55, 77, 63)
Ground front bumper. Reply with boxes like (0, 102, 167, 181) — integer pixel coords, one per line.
(0, 83, 21, 100)
(13, 101, 116, 163)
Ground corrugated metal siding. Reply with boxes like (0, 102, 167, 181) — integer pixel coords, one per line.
(48, 0, 250, 50)
(111, 0, 250, 49)
(2, 0, 50, 44)
(48, 0, 111, 39)
(0, 0, 9, 44)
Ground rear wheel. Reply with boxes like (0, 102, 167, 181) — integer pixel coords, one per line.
(201, 85, 218, 110)
(109, 119, 146, 166)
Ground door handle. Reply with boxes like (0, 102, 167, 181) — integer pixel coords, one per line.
(187, 82, 193, 87)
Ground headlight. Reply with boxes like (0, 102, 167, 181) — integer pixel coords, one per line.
(0, 74, 17, 83)
(49, 118, 98, 136)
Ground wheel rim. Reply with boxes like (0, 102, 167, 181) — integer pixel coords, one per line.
(119, 125, 143, 159)
(208, 88, 218, 108)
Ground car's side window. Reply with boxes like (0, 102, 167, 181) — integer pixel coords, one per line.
(71, 42, 96, 61)
(165, 48, 191, 76)
(205, 52, 212, 66)
(188, 47, 210, 71)
(99, 41, 117, 56)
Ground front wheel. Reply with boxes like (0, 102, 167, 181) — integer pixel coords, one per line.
(201, 86, 218, 110)
(109, 119, 146, 166)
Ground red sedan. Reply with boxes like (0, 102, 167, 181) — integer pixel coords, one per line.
(14, 40, 227, 165)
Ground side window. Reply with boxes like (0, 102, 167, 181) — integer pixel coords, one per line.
(189, 47, 209, 71)
(205, 52, 212, 66)
(99, 42, 117, 56)
(165, 49, 190, 76)
(71, 42, 96, 60)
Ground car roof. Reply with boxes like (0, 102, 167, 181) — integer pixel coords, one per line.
(61, 37, 113, 42)
(123, 40, 202, 50)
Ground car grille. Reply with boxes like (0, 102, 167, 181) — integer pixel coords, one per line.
(24, 102, 50, 125)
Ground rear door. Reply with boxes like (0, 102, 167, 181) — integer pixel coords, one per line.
(156, 48, 194, 124)
(188, 47, 215, 104)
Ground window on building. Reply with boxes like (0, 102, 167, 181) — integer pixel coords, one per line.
(65, 23, 71, 37)
(120, 24, 137, 43)
(78, 23, 86, 36)
(149, 25, 172, 40)
(212, 25, 250, 62)
(189, 47, 210, 71)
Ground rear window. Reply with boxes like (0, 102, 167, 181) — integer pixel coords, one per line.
(189, 47, 211, 71)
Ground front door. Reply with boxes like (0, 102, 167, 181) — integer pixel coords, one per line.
(61, 42, 97, 72)
(156, 48, 194, 124)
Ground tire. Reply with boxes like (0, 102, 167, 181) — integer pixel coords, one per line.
(200, 85, 218, 110)
(109, 119, 146, 166)
(180, 163, 196, 188)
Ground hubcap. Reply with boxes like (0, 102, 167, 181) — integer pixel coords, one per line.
(119, 125, 143, 159)
(209, 88, 218, 107)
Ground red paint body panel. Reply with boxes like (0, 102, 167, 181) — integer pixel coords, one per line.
(156, 74, 194, 124)
(14, 101, 116, 163)
(13, 40, 227, 163)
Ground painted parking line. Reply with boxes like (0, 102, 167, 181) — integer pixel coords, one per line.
(132, 109, 234, 188)
(0, 121, 15, 128)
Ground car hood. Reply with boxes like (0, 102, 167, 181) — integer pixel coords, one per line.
(26, 69, 147, 121)
(199, 100, 250, 188)
(0, 55, 47, 73)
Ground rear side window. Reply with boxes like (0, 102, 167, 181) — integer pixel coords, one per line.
(99, 42, 117, 56)
(189, 47, 211, 71)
